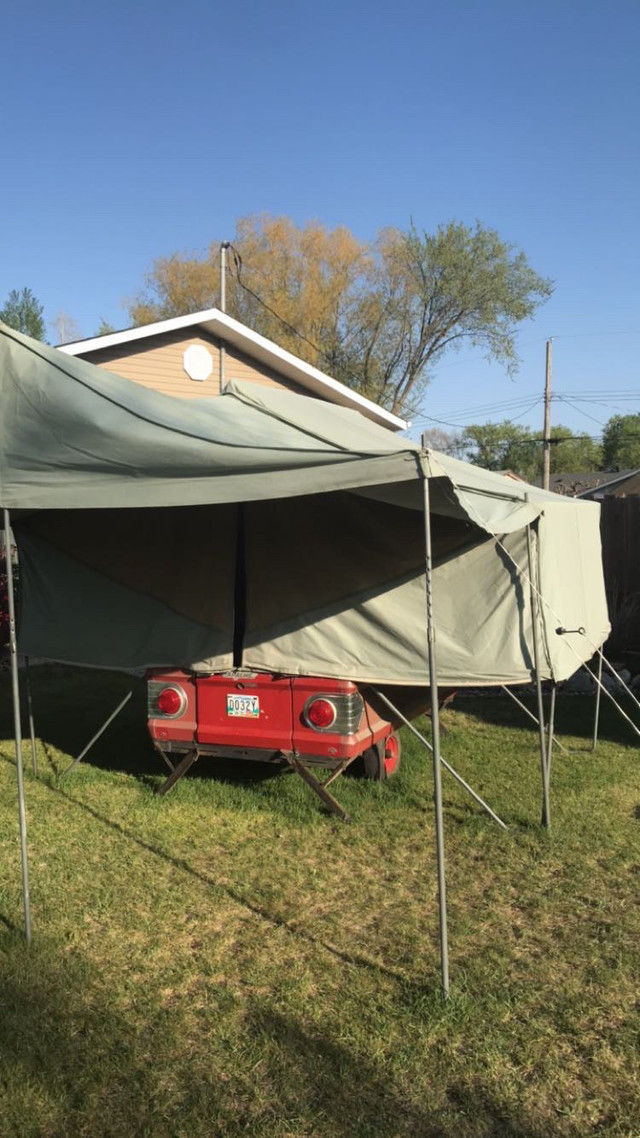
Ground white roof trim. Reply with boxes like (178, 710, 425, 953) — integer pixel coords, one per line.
(58, 308, 408, 432)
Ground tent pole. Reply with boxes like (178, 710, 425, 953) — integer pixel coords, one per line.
(3, 509, 31, 943)
(24, 656, 38, 776)
(372, 689, 508, 830)
(525, 521, 550, 829)
(422, 474, 450, 998)
(546, 683, 557, 784)
(62, 687, 137, 777)
(591, 651, 603, 752)
(500, 685, 568, 753)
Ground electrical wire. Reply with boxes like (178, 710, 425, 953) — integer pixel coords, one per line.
(554, 396, 606, 427)
(222, 244, 640, 433)
(228, 244, 328, 361)
(413, 394, 543, 423)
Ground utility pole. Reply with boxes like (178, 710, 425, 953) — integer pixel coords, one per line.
(542, 338, 553, 490)
(219, 241, 231, 393)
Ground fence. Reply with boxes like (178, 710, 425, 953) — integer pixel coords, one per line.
(599, 495, 640, 657)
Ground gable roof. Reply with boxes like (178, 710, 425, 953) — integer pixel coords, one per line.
(576, 468, 640, 498)
(57, 307, 408, 432)
(533, 469, 638, 497)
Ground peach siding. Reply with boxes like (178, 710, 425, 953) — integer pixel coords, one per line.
(82, 329, 313, 400)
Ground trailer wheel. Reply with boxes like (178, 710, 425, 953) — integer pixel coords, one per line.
(362, 732, 401, 781)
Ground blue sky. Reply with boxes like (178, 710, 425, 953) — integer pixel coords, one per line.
(2, 0, 639, 439)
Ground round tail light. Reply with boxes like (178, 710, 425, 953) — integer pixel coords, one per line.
(305, 697, 337, 729)
(157, 686, 184, 716)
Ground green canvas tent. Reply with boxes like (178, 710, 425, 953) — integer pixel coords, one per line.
(0, 321, 611, 992)
(0, 323, 609, 686)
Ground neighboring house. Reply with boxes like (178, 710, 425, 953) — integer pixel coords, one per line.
(58, 308, 406, 433)
(576, 469, 640, 500)
(540, 470, 639, 497)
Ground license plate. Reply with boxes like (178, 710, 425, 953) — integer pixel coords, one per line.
(226, 694, 260, 718)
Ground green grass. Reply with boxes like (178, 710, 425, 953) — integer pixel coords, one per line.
(0, 667, 639, 1137)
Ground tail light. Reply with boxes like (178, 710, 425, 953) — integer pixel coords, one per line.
(306, 698, 337, 729)
(148, 682, 187, 719)
(303, 692, 364, 734)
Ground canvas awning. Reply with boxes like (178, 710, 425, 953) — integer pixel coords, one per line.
(0, 322, 610, 685)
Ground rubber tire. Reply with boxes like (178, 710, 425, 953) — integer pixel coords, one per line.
(362, 732, 402, 781)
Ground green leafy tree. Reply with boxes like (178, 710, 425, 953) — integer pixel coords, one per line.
(460, 421, 539, 479)
(602, 414, 640, 469)
(0, 287, 46, 340)
(549, 425, 602, 474)
(461, 421, 602, 480)
(128, 215, 553, 416)
(96, 319, 116, 336)
(359, 222, 553, 414)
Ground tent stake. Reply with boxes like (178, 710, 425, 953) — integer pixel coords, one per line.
(24, 656, 38, 776)
(591, 651, 603, 752)
(372, 689, 508, 830)
(3, 509, 31, 943)
(525, 520, 550, 829)
(422, 474, 450, 998)
(500, 684, 568, 753)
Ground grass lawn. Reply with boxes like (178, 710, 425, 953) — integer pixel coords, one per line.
(0, 667, 639, 1137)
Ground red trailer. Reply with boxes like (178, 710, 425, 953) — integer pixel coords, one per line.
(147, 669, 402, 817)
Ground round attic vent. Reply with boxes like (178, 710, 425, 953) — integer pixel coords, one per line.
(183, 344, 213, 381)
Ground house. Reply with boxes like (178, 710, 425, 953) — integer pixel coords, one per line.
(575, 469, 640, 500)
(545, 470, 640, 498)
(58, 308, 407, 433)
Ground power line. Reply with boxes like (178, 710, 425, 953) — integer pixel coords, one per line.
(416, 391, 640, 431)
(228, 245, 328, 361)
(416, 394, 542, 421)
(555, 396, 606, 427)
(509, 398, 545, 423)
(226, 243, 399, 416)
(548, 330, 640, 341)
(223, 245, 640, 430)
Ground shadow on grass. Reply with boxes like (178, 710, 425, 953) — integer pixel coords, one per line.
(245, 1006, 545, 1138)
(0, 940, 543, 1137)
(0, 937, 156, 1134)
(0, 666, 291, 788)
(1, 757, 438, 1003)
(457, 689, 639, 749)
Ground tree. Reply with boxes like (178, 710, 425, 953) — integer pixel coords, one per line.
(461, 421, 540, 479)
(96, 318, 116, 336)
(50, 310, 82, 344)
(128, 215, 553, 416)
(549, 425, 602, 474)
(357, 222, 553, 414)
(420, 427, 465, 458)
(602, 414, 640, 469)
(0, 287, 45, 340)
(461, 421, 602, 480)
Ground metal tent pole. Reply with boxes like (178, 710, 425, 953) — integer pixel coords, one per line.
(3, 509, 31, 943)
(24, 656, 38, 776)
(525, 520, 550, 829)
(591, 651, 603, 752)
(422, 473, 450, 997)
(500, 684, 568, 753)
(62, 687, 137, 777)
(546, 683, 557, 783)
(372, 689, 508, 830)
